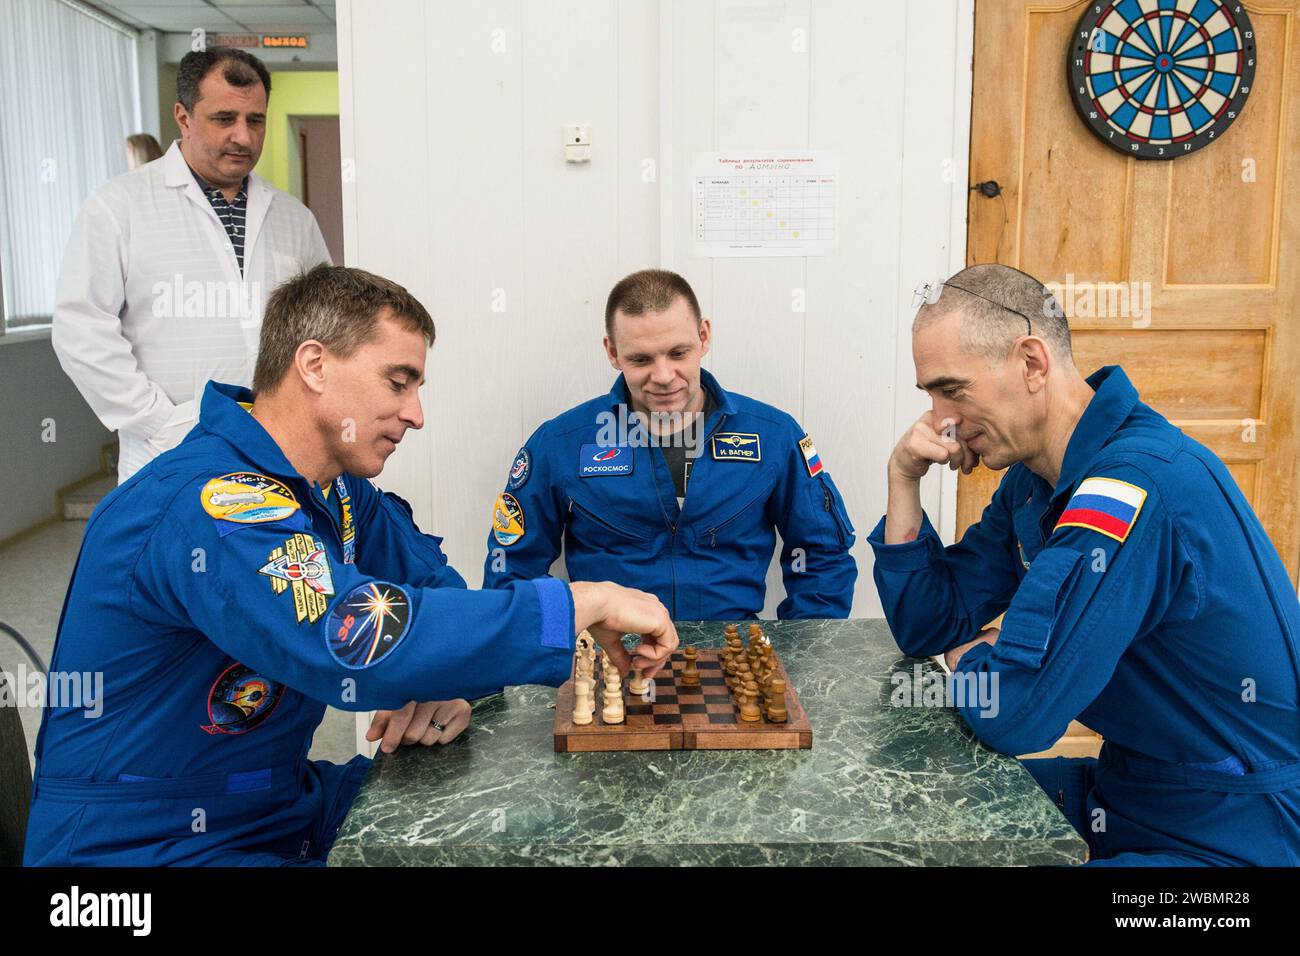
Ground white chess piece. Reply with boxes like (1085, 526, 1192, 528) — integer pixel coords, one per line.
(573, 674, 594, 725)
(601, 656, 625, 724)
(628, 668, 649, 697)
(571, 634, 598, 725)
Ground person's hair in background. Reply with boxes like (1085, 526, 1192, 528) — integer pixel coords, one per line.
(253, 264, 437, 396)
(605, 269, 702, 337)
(125, 133, 164, 169)
(176, 46, 272, 113)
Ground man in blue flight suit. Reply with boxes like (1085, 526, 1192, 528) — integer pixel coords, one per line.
(870, 263, 1300, 866)
(481, 269, 857, 621)
(24, 265, 676, 866)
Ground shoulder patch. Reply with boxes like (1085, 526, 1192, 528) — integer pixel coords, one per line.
(201, 472, 302, 534)
(507, 447, 532, 490)
(493, 492, 525, 546)
(711, 432, 761, 461)
(798, 434, 823, 477)
(326, 582, 412, 669)
(259, 533, 335, 624)
(1055, 476, 1147, 543)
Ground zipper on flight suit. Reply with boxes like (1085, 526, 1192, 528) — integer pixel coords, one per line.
(567, 498, 647, 541)
(1036, 489, 1071, 546)
(698, 412, 751, 550)
(646, 438, 681, 618)
(705, 500, 756, 547)
(822, 484, 849, 547)
(310, 483, 347, 554)
(703, 477, 777, 547)
(651, 411, 730, 618)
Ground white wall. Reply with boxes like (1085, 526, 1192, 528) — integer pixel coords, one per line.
(337, 0, 972, 618)
(0, 336, 112, 542)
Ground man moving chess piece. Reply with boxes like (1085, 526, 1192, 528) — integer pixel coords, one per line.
(24, 265, 678, 867)
(482, 269, 857, 620)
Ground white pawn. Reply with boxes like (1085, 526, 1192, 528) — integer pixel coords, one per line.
(601, 655, 625, 724)
(572, 674, 594, 724)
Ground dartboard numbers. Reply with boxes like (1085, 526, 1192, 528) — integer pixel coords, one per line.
(1068, 0, 1256, 159)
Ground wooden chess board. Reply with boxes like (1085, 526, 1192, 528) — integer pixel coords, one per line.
(553, 647, 812, 752)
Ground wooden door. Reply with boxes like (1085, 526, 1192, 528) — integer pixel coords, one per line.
(963, 0, 1300, 586)
(295, 116, 344, 265)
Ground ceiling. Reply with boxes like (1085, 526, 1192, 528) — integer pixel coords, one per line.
(87, 0, 336, 34)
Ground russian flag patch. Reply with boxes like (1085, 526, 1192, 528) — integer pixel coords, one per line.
(798, 435, 823, 478)
(1055, 476, 1147, 543)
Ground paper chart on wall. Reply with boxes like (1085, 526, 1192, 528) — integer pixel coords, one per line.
(692, 151, 839, 258)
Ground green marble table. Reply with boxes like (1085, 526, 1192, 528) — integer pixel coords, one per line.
(328, 619, 1087, 866)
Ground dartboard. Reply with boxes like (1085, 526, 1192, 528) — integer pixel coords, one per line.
(1068, 0, 1256, 159)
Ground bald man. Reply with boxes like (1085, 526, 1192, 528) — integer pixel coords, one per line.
(870, 263, 1300, 866)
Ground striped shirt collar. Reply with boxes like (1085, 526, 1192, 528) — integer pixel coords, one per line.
(185, 162, 248, 204)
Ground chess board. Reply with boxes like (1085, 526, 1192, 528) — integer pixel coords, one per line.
(553, 647, 812, 752)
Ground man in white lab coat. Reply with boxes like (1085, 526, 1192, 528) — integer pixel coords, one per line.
(53, 47, 331, 482)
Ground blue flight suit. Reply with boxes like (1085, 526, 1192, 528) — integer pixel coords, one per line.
(869, 366, 1300, 866)
(481, 369, 857, 620)
(24, 381, 575, 866)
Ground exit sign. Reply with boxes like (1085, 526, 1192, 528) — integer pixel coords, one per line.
(261, 35, 309, 49)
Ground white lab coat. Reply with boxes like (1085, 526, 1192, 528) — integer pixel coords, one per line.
(52, 140, 331, 482)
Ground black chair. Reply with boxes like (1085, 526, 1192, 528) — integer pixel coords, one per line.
(0, 622, 42, 867)
(0, 670, 31, 866)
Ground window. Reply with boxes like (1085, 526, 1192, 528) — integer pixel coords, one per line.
(0, 0, 140, 332)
